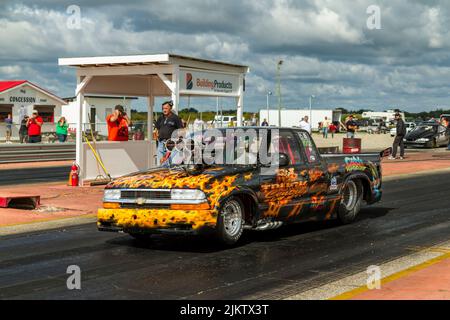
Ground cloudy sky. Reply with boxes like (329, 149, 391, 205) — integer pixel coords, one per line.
(1, 0, 450, 112)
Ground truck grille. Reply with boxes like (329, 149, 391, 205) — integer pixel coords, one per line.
(120, 190, 171, 200)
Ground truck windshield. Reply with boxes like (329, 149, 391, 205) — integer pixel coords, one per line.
(166, 128, 271, 167)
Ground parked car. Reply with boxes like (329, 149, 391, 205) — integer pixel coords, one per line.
(390, 122, 416, 137)
(404, 122, 449, 148)
(98, 127, 389, 245)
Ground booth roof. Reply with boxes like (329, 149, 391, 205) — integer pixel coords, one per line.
(58, 53, 249, 72)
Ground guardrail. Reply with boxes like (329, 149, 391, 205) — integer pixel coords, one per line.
(0, 143, 75, 164)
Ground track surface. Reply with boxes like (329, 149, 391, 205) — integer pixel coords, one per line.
(1, 172, 449, 300)
(0, 165, 69, 186)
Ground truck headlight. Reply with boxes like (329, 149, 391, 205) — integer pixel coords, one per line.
(171, 189, 206, 201)
(415, 138, 430, 143)
(104, 189, 121, 201)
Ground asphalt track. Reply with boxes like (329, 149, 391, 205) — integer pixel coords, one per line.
(0, 165, 69, 186)
(0, 171, 449, 300)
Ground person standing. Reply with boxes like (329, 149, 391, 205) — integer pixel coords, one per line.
(27, 110, 43, 143)
(446, 118, 450, 151)
(345, 115, 358, 138)
(322, 116, 331, 139)
(389, 113, 406, 160)
(261, 118, 269, 126)
(155, 101, 183, 165)
(106, 105, 131, 141)
(299, 116, 311, 134)
(19, 115, 29, 143)
(56, 117, 69, 143)
(329, 122, 337, 138)
(4, 113, 13, 144)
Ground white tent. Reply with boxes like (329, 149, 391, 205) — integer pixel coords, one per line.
(58, 53, 249, 184)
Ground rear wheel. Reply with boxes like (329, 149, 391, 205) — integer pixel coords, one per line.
(338, 179, 363, 224)
(216, 197, 245, 246)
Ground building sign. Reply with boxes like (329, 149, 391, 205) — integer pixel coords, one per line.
(179, 69, 240, 96)
(10, 96, 36, 103)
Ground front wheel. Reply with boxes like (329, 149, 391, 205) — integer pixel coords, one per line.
(338, 179, 363, 224)
(216, 197, 245, 246)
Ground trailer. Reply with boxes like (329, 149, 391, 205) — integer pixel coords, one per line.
(259, 109, 342, 130)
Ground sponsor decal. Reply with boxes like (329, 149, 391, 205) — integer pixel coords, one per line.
(344, 156, 366, 172)
(330, 176, 338, 191)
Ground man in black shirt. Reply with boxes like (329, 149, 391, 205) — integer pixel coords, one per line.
(155, 101, 183, 164)
(390, 113, 406, 160)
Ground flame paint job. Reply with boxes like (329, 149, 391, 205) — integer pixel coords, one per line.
(98, 130, 384, 235)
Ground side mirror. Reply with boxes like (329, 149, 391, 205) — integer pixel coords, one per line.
(278, 153, 290, 167)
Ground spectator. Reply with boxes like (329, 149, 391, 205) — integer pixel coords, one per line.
(56, 117, 69, 143)
(345, 115, 358, 138)
(299, 116, 311, 134)
(4, 113, 13, 144)
(322, 116, 331, 139)
(27, 110, 43, 143)
(155, 100, 183, 164)
(261, 118, 269, 126)
(446, 119, 450, 151)
(389, 113, 406, 160)
(106, 105, 131, 141)
(19, 115, 29, 143)
(329, 122, 337, 138)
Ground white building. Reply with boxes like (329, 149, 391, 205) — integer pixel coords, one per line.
(0, 80, 66, 140)
(361, 110, 405, 122)
(62, 95, 137, 136)
(259, 109, 343, 130)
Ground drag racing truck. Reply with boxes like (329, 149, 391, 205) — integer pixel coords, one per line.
(98, 128, 387, 245)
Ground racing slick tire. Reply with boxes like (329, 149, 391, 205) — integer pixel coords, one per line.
(337, 179, 363, 224)
(216, 197, 245, 246)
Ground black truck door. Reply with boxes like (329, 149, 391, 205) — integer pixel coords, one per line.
(258, 129, 314, 222)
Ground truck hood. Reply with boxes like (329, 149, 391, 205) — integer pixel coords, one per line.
(106, 165, 253, 191)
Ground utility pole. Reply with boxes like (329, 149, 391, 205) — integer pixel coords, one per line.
(266, 91, 272, 125)
(276, 60, 283, 127)
(309, 95, 315, 129)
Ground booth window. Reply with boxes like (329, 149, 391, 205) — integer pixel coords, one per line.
(34, 105, 55, 123)
(0, 105, 13, 122)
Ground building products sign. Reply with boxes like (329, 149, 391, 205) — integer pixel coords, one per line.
(179, 69, 239, 96)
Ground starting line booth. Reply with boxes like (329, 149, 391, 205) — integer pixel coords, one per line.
(58, 54, 249, 185)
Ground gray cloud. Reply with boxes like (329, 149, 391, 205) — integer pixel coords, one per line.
(1, 0, 450, 112)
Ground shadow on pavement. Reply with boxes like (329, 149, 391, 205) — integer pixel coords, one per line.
(105, 206, 395, 253)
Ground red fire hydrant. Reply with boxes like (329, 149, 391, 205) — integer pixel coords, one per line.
(70, 162, 80, 187)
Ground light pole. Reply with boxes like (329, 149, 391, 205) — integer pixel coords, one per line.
(309, 95, 315, 129)
(276, 60, 283, 127)
(266, 90, 272, 125)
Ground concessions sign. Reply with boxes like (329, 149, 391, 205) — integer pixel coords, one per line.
(179, 68, 240, 96)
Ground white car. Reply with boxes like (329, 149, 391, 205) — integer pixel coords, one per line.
(390, 122, 416, 137)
